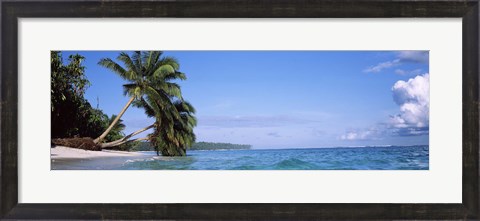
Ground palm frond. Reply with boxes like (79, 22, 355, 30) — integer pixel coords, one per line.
(133, 97, 157, 118)
(131, 51, 143, 74)
(144, 51, 162, 74)
(152, 64, 176, 80)
(160, 82, 183, 99)
(149, 56, 179, 77)
(109, 115, 126, 131)
(117, 52, 139, 75)
(122, 83, 139, 97)
(98, 58, 132, 80)
(163, 71, 187, 81)
(159, 56, 180, 70)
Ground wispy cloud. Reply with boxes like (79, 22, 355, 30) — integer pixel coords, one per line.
(364, 51, 429, 73)
(198, 115, 323, 128)
(311, 128, 325, 137)
(397, 51, 429, 63)
(394, 68, 423, 76)
(267, 132, 282, 138)
(364, 59, 401, 73)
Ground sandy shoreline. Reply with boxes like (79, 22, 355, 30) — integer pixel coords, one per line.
(51, 146, 144, 160)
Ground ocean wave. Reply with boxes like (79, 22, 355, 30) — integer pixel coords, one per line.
(124, 158, 155, 164)
(271, 158, 319, 170)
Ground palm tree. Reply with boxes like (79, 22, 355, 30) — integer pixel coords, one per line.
(150, 100, 197, 156)
(94, 51, 185, 145)
(125, 84, 196, 156)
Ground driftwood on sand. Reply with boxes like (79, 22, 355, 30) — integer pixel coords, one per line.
(51, 137, 101, 151)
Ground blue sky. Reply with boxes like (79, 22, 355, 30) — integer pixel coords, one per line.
(61, 51, 429, 149)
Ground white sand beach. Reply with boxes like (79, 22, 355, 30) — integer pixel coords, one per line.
(51, 146, 143, 160)
(51, 146, 154, 170)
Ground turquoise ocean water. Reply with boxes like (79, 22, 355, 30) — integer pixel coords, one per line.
(53, 145, 429, 170)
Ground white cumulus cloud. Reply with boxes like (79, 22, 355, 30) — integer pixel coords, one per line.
(390, 73, 429, 129)
(339, 73, 430, 140)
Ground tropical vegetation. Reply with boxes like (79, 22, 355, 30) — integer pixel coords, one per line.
(190, 142, 252, 150)
(51, 51, 197, 156)
(51, 52, 124, 143)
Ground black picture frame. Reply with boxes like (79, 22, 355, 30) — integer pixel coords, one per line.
(1, 0, 478, 220)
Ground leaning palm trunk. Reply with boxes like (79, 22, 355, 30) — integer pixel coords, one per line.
(100, 124, 154, 148)
(110, 137, 149, 147)
(94, 96, 135, 144)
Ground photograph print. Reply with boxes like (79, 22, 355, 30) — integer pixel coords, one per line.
(51, 51, 429, 170)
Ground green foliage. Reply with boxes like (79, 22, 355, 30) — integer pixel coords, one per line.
(85, 108, 110, 138)
(129, 142, 155, 151)
(110, 141, 140, 151)
(190, 142, 252, 150)
(146, 99, 197, 156)
(104, 115, 126, 142)
(99, 51, 196, 156)
(51, 52, 124, 140)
